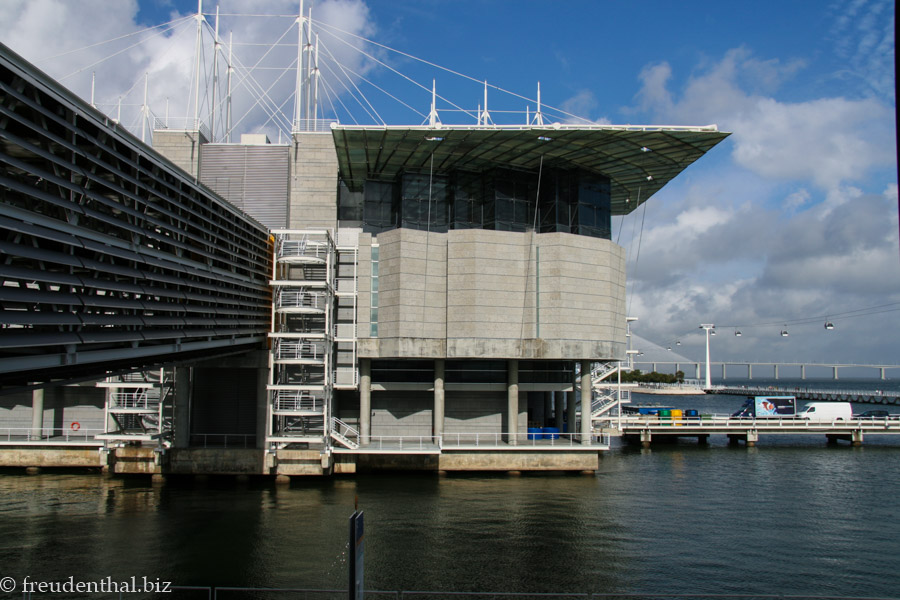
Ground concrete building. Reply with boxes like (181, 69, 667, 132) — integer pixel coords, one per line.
(0, 37, 728, 476)
(143, 121, 728, 473)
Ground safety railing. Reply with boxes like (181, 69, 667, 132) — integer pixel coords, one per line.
(273, 390, 325, 412)
(276, 290, 328, 311)
(279, 239, 330, 261)
(276, 341, 326, 361)
(110, 390, 160, 410)
(439, 431, 609, 449)
(189, 433, 257, 448)
(360, 435, 441, 451)
(0, 426, 104, 444)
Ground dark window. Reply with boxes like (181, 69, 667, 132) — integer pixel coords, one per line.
(363, 180, 397, 234)
(400, 173, 449, 232)
(338, 179, 363, 222)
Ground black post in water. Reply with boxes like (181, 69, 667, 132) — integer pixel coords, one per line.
(348, 510, 364, 600)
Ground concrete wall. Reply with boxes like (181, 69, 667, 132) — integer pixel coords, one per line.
(371, 391, 433, 438)
(289, 132, 338, 229)
(152, 130, 207, 179)
(0, 386, 105, 433)
(444, 390, 515, 436)
(357, 228, 627, 360)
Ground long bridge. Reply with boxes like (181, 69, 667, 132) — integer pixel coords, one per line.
(601, 414, 900, 447)
(709, 385, 899, 405)
(633, 360, 900, 381)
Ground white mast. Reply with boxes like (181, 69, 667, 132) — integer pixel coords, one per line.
(304, 6, 313, 126)
(481, 80, 492, 125)
(428, 80, 440, 128)
(191, 0, 204, 132)
(293, 0, 304, 131)
(210, 4, 220, 142)
(141, 72, 149, 143)
(226, 30, 233, 142)
(533, 82, 544, 126)
(312, 34, 320, 124)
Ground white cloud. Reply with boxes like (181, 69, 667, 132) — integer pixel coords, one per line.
(0, 0, 379, 140)
(633, 47, 896, 192)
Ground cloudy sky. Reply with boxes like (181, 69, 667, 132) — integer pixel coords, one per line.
(1, 0, 897, 370)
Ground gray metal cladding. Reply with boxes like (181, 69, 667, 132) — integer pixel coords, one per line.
(200, 144, 289, 229)
(0, 42, 272, 386)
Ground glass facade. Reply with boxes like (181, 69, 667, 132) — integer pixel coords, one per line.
(340, 167, 611, 240)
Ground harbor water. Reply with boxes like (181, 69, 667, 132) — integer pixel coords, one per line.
(1, 378, 899, 597)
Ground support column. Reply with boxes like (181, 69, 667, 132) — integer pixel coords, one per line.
(695, 363, 701, 379)
(833, 366, 839, 380)
(566, 383, 576, 439)
(434, 359, 445, 442)
(360, 358, 371, 444)
(30, 388, 44, 441)
(580, 360, 591, 445)
(879, 367, 885, 380)
(507, 360, 519, 446)
(174, 367, 191, 449)
(774, 364, 779, 379)
(745, 430, 759, 447)
(544, 392, 552, 426)
(256, 364, 268, 449)
(801, 364, 806, 380)
(748, 364, 753, 379)
(722, 363, 727, 380)
(852, 430, 863, 446)
(554, 391, 564, 430)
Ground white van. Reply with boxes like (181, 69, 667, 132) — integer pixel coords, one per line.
(797, 402, 852, 421)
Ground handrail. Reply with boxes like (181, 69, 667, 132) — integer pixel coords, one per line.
(0, 426, 104, 443)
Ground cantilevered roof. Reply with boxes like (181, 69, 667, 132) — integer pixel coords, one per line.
(332, 124, 730, 215)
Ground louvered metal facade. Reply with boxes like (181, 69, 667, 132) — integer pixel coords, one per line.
(199, 144, 289, 229)
(0, 42, 273, 387)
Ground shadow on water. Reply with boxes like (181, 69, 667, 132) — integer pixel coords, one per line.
(1, 447, 899, 597)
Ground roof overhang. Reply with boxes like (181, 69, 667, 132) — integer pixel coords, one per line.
(331, 124, 730, 215)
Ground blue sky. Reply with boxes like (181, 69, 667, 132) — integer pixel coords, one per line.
(1, 0, 897, 369)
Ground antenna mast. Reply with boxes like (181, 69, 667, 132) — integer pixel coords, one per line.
(210, 4, 220, 141)
(293, 0, 304, 131)
(191, 0, 204, 132)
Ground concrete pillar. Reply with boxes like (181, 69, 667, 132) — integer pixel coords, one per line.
(833, 366, 839, 380)
(30, 388, 44, 441)
(566, 388, 576, 438)
(640, 430, 652, 448)
(695, 363, 701, 379)
(745, 430, 759, 447)
(360, 358, 371, 444)
(434, 359, 445, 442)
(507, 360, 519, 446)
(774, 364, 779, 379)
(554, 391, 564, 430)
(801, 364, 806, 380)
(174, 367, 191, 448)
(256, 365, 268, 449)
(748, 364, 753, 379)
(651, 363, 657, 373)
(104, 387, 117, 435)
(852, 430, 863, 446)
(880, 367, 885, 380)
(506, 360, 519, 446)
(722, 363, 727, 380)
(580, 360, 591, 445)
(543, 392, 552, 426)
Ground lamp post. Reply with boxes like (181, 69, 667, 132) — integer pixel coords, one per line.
(699, 324, 715, 389)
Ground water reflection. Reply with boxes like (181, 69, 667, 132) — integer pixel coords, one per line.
(0, 444, 899, 598)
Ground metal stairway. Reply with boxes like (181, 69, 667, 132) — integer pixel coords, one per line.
(267, 230, 336, 448)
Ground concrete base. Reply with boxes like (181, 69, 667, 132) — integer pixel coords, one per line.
(275, 450, 327, 476)
(439, 451, 598, 472)
(167, 449, 266, 475)
(0, 448, 104, 469)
